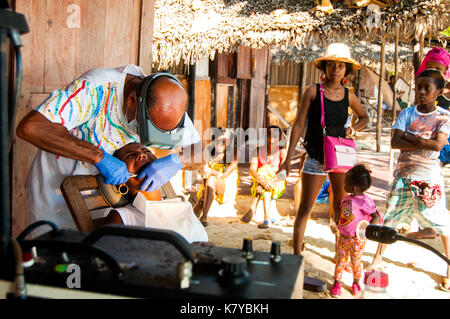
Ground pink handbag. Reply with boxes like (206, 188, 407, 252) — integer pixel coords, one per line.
(320, 83, 357, 173)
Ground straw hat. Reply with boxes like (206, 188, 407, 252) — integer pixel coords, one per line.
(313, 43, 361, 71)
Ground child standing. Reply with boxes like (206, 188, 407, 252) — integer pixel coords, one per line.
(371, 69, 450, 292)
(413, 47, 450, 238)
(330, 164, 382, 297)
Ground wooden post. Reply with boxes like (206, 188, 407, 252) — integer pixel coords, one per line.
(419, 31, 425, 63)
(209, 58, 217, 128)
(264, 47, 271, 128)
(391, 29, 399, 123)
(376, 41, 385, 153)
(356, 68, 361, 98)
(290, 62, 307, 148)
(389, 28, 399, 170)
(138, 0, 155, 74)
(249, 47, 269, 130)
(408, 68, 414, 105)
(235, 79, 242, 128)
(227, 85, 235, 128)
(298, 62, 307, 102)
(188, 63, 196, 122)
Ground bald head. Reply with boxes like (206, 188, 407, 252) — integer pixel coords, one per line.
(147, 76, 187, 131)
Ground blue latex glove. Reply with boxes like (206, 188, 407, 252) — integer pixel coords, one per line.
(94, 152, 130, 185)
(138, 153, 182, 192)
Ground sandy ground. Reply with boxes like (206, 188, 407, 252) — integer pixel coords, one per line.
(194, 127, 450, 299)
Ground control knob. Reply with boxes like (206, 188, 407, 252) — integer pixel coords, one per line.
(270, 241, 282, 263)
(242, 238, 254, 260)
(218, 255, 250, 286)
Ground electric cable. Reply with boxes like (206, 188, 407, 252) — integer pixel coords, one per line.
(16, 220, 60, 242)
(398, 235, 450, 265)
(365, 224, 450, 265)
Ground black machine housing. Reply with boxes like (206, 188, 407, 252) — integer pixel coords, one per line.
(2, 224, 304, 299)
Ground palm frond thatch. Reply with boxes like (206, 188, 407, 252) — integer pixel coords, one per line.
(153, 0, 449, 69)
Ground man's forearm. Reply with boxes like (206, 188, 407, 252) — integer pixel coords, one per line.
(16, 111, 104, 164)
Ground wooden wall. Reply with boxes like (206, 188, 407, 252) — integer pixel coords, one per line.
(179, 77, 211, 145)
(208, 47, 268, 131)
(248, 47, 269, 130)
(270, 62, 301, 86)
(193, 80, 211, 145)
(267, 61, 321, 129)
(270, 61, 321, 86)
(12, 0, 155, 236)
(267, 86, 299, 128)
(359, 67, 376, 97)
(216, 85, 230, 128)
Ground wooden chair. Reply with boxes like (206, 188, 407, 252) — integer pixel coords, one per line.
(60, 175, 181, 232)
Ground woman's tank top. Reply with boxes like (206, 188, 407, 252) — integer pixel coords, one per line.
(303, 83, 349, 163)
(258, 146, 281, 169)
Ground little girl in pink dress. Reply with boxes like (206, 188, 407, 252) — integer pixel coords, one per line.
(330, 164, 383, 297)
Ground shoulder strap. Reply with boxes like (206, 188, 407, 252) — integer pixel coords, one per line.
(320, 83, 325, 130)
(344, 87, 350, 107)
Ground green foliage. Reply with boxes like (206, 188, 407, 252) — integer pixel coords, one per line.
(442, 27, 450, 37)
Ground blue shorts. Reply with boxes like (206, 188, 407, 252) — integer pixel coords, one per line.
(301, 154, 327, 176)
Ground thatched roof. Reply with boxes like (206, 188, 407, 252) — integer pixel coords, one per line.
(152, 0, 449, 69)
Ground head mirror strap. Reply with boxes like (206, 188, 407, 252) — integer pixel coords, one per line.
(137, 72, 183, 143)
(138, 72, 182, 105)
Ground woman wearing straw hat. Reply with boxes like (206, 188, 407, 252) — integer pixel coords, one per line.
(278, 43, 369, 255)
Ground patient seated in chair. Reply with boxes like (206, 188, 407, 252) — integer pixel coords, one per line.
(100, 142, 208, 243)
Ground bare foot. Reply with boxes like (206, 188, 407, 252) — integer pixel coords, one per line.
(257, 220, 269, 229)
(367, 258, 385, 270)
(240, 209, 254, 223)
(200, 216, 208, 227)
(439, 277, 450, 292)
